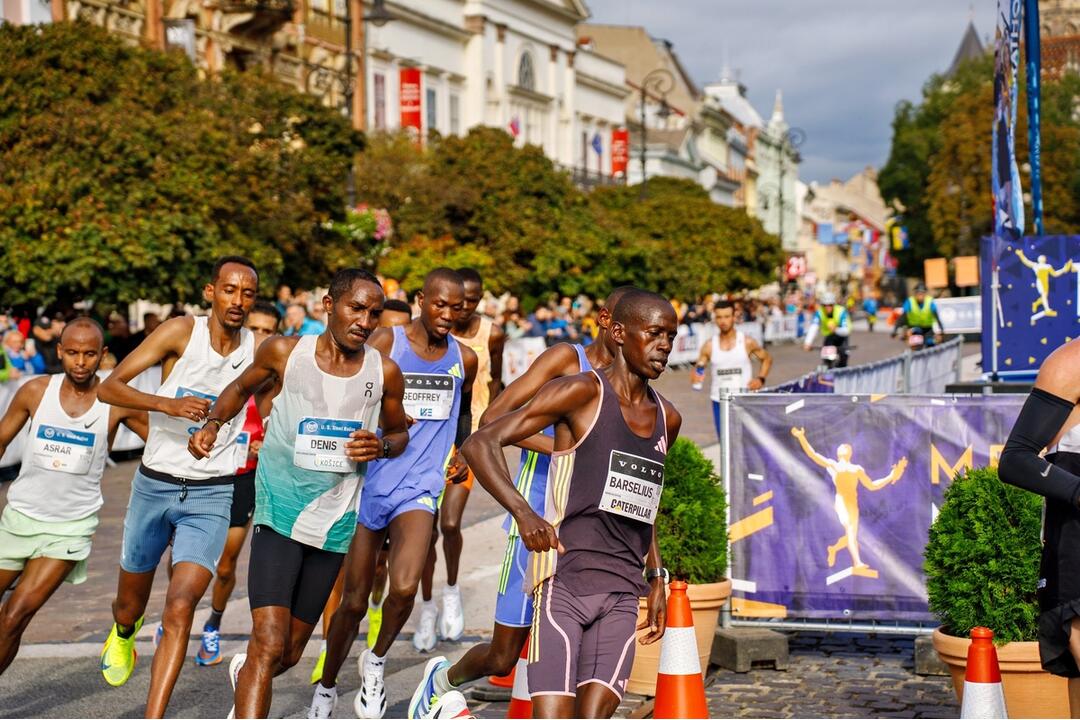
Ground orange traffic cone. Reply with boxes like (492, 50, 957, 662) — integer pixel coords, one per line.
(506, 638, 532, 719)
(653, 580, 708, 719)
(960, 627, 1008, 719)
(488, 666, 514, 689)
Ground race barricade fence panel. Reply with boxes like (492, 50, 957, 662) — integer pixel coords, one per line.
(719, 392, 1023, 630)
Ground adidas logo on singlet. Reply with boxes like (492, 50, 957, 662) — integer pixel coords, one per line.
(654, 437, 667, 454)
(448, 363, 463, 379)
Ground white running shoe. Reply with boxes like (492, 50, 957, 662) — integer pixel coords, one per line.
(413, 600, 438, 653)
(438, 586, 464, 641)
(354, 649, 387, 719)
(226, 652, 245, 719)
(423, 690, 474, 719)
(307, 682, 338, 719)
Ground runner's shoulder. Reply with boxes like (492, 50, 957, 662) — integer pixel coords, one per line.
(367, 326, 394, 353)
(12, 374, 50, 409)
(533, 342, 582, 377)
(1038, 340, 1080, 401)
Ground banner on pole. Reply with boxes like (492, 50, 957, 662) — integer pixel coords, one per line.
(611, 128, 629, 177)
(1025, 0, 1044, 235)
(727, 393, 1024, 621)
(992, 0, 1025, 240)
(399, 67, 422, 136)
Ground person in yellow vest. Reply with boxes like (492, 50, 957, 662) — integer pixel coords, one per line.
(803, 292, 851, 367)
(894, 284, 944, 345)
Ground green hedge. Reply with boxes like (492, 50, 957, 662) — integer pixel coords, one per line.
(657, 438, 728, 584)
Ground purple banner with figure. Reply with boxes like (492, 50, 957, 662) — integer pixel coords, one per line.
(726, 394, 1024, 622)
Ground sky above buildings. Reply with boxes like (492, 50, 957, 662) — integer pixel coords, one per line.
(585, 0, 997, 184)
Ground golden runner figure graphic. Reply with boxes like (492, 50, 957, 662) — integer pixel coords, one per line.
(1015, 249, 1072, 323)
(791, 427, 908, 580)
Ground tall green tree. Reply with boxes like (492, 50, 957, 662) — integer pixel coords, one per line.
(0, 21, 361, 307)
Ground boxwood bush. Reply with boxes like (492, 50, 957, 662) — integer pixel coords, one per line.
(657, 438, 728, 584)
(923, 466, 1042, 643)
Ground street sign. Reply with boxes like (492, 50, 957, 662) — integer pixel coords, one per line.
(936, 296, 981, 334)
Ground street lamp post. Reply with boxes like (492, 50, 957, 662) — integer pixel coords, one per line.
(342, 0, 393, 207)
(638, 67, 674, 199)
(760, 127, 805, 248)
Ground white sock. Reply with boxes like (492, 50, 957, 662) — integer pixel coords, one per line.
(318, 640, 327, 653)
(433, 665, 456, 694)
(369, 649, 387, 675)
(369, 596, 383, 610)
(316, 682, 336, 696)
(422, 599, 436, 611)
(445, 584, 458, 594)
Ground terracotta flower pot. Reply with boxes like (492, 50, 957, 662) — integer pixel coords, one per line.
(626, 579, 732, 696)
(932, 627, 1069, 718)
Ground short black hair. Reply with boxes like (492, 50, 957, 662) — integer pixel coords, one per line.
(715, 300, 734, 312)
(250, 300, 281, 322)
(329, 268, 382, 301)
(384, 299, 412, 315)
(59, 316, 105, 345)
(605, 286, 637, 314)
(423, 267, 465, 293)
(456, 267, 483, 286)
(612, 290, 674, 327)
(212, 255, 258, 282)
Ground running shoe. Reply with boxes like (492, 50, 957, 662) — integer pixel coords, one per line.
(413, 600, 438, 653)
(438, 586, 464, 641)
(354, 649, 387, 719)
(100, 616, 143, 687)
(195, 626, 222, 666)
(423, 690, 474, 719)
(409, 656, 449, 720)
(307, 682, 338, 719)
(226, 652, 245, 720)
(366, 602, 383, 650)
(309, 646, 327, 685)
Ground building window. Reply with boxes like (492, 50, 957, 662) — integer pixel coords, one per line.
(426, 87, 438, 134)
(518, 52, 535, 91)
(449, 93, 461, 135)
(373, 73, 386, 130)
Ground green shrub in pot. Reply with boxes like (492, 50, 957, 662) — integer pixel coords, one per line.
(656, 437, 728, 584)
(923, 466, 1042, 643)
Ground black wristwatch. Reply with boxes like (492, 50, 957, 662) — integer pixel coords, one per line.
(756, 375, 767, 385)
(645, 567, 670, 584)
(381, 439, 392, 459)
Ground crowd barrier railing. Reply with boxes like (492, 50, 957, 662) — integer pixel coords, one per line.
(717, 390, 1024, 633)
(769, 336, 964, 396)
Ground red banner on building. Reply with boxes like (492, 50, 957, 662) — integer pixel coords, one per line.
(399, 67, 422, 135)
(785, 255, 807, 281)
(611, 128, 629, 176)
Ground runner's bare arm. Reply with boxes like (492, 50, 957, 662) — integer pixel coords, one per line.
(0, 377, 46, 457)
(478, 343, 581, 455)
(106, 406, 150, 449)
(1000, 340, 1080, 505)
(187, 336, 292, 459)
(746, 337, 772, 390)
(98, 316, 199, 417)
(488, 322, 506, 399)
(639, 526, 666, 645)
(366, 356, 409, 460)
(462, 373, 600, 552)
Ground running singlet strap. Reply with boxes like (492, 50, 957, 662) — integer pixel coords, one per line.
(8, 374, 110, 522)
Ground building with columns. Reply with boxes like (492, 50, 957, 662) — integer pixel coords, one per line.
(23, 0, 629, 185)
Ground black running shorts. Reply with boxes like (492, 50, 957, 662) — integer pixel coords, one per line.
(229, 470, 256, 528)
(1038, 452, 1080, 677)
(247, 525, 345, 625)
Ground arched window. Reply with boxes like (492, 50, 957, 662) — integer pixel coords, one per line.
(518, 52, 535, 91)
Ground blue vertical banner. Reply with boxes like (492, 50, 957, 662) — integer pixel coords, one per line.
(993, 0, 1025, 241)
(1025, 0, 1043, 235)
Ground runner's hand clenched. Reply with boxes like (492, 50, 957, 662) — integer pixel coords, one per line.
(188, 425, 218, 460)
(167, 396, 211, 422)
(344, 429, 381, 463)
(516, 510, 564, 554)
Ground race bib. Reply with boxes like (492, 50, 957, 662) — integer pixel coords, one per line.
(599, 450, 664, 525)
(160, 386, 219, 436)
(31, 424, 95, 475)
(714, 367, 745, 392)
(293, 417, 363, 473)
(403, 373, 455, 421)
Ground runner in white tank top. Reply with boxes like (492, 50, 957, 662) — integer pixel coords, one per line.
(96, 256, 259, 714)
(0, 318, 147, 677)
(693, 300, 773, 441)
(187, 268, 410, 718)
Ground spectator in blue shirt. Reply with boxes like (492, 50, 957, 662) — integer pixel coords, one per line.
(283, 304, 325, 337)
(4, 330, 45, 375)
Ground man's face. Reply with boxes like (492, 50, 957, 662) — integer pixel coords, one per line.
(277, 285, 291, 302)
(714, 307, 735, 333)
(4, 333, 23, 352)
(58, 325, 105, 385)
(914, 291, 926, 303)
(380, 309, 412, 328)
(460, 280, 482, 323)
(326, 281, 384, 352)
(204, 263, 258, 331)
(285, 305, 305, 329)
(613, 303, 678, 380)
(417, 280, 464, 339)
(245, 311, 279, 350)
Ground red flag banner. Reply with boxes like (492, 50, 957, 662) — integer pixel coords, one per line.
(611, 128, 629, 177)
(399, 67, 422, 135)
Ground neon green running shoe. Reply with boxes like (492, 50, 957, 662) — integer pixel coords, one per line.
(366, 603, 383, 650)
(101, 616, 143, 687)
(310, 647, 327, 685)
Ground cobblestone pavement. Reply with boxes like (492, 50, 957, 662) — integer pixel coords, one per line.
(465, 632, 958, 719)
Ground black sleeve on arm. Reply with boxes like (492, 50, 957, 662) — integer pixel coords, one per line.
(455, 389, 472, 448)
(999, 387, 1080, 506)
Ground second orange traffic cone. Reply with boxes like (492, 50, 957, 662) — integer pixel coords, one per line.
(960, 626, 1007, 719)
(653, 580, 708, 719)
(506, 638, 532, 719)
